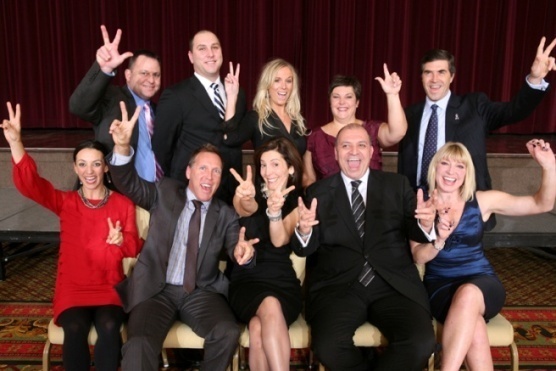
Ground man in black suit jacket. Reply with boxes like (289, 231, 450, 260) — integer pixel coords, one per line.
(108, 105, 257, 371)
(152, 30, 246, 204)
(293, 124, 435, 370)
(70, 25, 162, 182)
(398, 37, 556, 195)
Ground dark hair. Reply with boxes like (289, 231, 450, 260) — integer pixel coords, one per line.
(420, 49, 456, 75)
(188, 143, 223, 167)
(328, 75, 362, 101)
(189, 30, 219, 51)
(128, 49, 161, 69)
(254, 137, 303, 191)
(73, 140, 114, 190)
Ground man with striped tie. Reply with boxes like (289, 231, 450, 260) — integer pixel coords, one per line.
(153, 30, 247, 204)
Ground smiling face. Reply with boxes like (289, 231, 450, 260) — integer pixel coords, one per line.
(188, 31, 223, 81)
(260, 150, 293, 192)
(330, 85, 359, 122)
(73, 148, 108, 194)
(421, 59, 454, 102)
(334, 125, 373, 180)
(434, 157, 466, 192)
(186, 152, 222, 201)
(124, 55, 161, 100)
(268, 66, 293, 109)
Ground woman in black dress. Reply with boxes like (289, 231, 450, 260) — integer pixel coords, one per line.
(229, 137, 304, 371)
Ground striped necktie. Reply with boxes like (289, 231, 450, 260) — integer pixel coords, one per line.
(210, 83, 225, 119)
(351, 180, 365, 239)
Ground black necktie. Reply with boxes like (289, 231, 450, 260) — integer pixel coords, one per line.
(351, 180, 365, 239)
(210, 83, 225, 119)
(183, 200, 202, 293)
(421, 104, 439, 187)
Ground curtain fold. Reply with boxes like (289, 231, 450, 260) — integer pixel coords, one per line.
(0, 0, 554, 133)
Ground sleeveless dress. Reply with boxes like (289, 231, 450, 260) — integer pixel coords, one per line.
(229, 191, 303, 325)
(424, 196, 506, 322)
(307, 120, 382, 180)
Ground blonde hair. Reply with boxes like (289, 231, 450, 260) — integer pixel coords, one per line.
(252, 58, 307, 137)
(427, 142, 476, 202)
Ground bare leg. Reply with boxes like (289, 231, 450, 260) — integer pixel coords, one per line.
(440, 284, 488, 371)
(464, 318, 493, 371)
(254, 296, 291, 371)
(248, 316, 270, 371)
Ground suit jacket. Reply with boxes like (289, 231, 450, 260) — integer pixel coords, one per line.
(69, 61, 141, 152)
(398, 83, 548, 192)
(108, 158, 242, 313)
(292, 171, 431, 321)
(152, 76, 247, 193)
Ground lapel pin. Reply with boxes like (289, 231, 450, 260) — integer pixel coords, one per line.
(455, 114, 460, 120)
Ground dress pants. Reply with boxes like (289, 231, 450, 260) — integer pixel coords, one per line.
(121, 284, 239, 371)
(309, 274, 435, 371)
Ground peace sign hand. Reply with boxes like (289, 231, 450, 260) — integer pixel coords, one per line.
(297, 197, 319, 235)
(106, 217, 123, 246)
(224, 62, 241, 98)
(415, 188, 435, 232)
(1, 102, 22, 144)
(96, 25, 134, 74)
(529, 36, 556, 83)
(234, 226, 259, 265)
(266, 176, 295, 215)
(109, 101, 141, 153)
(231, 165, 256, 201)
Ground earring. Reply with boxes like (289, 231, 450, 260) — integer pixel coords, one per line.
(106, 172, 112, 184)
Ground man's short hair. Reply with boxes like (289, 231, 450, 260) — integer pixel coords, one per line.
(420, 49, 456, 75)
(128, 50, 161, 69)
(188, 143, 223, 167)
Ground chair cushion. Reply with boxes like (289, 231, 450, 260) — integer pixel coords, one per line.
(162, 321, 205, 348)
(352, 322, 388, 347)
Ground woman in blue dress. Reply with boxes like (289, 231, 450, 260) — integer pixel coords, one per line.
(410, 140, 555, 371)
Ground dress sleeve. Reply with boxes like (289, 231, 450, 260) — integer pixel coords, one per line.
(12, 152, 65, 216)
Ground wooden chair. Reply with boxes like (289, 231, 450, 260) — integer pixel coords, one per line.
(237, 253, 312, 370)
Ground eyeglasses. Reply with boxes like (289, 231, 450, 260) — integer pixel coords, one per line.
(136, 71, 161, 79)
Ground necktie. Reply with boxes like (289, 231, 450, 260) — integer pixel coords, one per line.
(143, 103, 164, 181)
(210, 83, 225, 119)
(351, 180, 375, 286)
(421, 104, 439, 187)
(351, 180, 365, 239)
(183, 200, 203, 293)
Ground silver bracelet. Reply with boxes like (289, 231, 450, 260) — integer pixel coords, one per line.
(266, 208, 282, 222)
(432, 240, 445, 251)
(296, 223, 311, 239)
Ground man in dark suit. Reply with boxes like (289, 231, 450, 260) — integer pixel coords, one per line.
(70, 25, 162, 182)
(152, 30, 246, 204)
(293, 124, 435, 370)
(107, 104, 257, 371)
(398, 37, 556, 195)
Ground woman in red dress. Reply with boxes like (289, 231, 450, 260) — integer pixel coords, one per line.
(2, 102, 142, 371)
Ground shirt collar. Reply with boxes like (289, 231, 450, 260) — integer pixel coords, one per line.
(425, 90, 451, 112)
(185, 188, 211, 210)
(194, 72, 222, 90)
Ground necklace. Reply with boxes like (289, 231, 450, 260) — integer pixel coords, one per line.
(78, 186, 110, 209)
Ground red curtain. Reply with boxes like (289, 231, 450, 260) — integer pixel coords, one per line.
(1, 0, 555, 133)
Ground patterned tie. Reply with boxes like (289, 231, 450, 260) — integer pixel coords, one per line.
(421, 104, 439, 187)
(183, 200, 203, 293)
(351, 180, 365, 239)
(210, 83, 225, 119)
(143, 103, 164, 181)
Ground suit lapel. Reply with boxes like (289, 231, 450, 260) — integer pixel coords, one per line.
(445, 94, 462, 141)
(363, 171, 381, 250)
(330, 174, 363, 246)
(197, 199, 220, 269)
(190, 76, 222, 121)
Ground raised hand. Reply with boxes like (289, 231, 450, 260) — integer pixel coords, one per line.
(231, 165, 256, 201)
(526, 139, 555, 170)
(266, 176, 295, 216)
(529, 36, 556, 83)
(375, 63, 402, 95)
(1, 102, 21, 144)
(234, 226, 259, 265)
(414, 188, 435, 232)
(109, 101, 141, 153)
(106, 217, 123, 246)
(96, 25, 134, 74)
(431, 194, 455, 240)
(224, 62, 240, 98)
(297, 197, 319, 235)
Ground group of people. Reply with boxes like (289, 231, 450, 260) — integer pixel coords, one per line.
(1, 22, 555, 371)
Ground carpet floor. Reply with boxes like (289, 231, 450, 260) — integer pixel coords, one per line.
(0, 244, 555, 370)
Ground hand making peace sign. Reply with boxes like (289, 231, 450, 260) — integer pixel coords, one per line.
(96, 25, 134, 74)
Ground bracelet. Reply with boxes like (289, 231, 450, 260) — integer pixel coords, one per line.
(295, 223, 311, 239)
(266, 208, 282, 222)
(432, 240, 445, 251)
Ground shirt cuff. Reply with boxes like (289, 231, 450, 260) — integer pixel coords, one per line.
(418, 220, 437, 241)
(110, 147, 135, 165)
(525, 75, 549, 91)
(295, 228, 313, 247)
